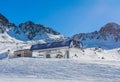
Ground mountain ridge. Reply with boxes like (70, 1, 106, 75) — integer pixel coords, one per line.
(73, 22, 120, 49)
(0, 13, 64, 42)
(0, 13, 120, 49)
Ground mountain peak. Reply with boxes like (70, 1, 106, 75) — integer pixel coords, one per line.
(73, 22, 120, 49)
(99, 22, 120, 34)
(6, 20, 61, 41)
(105, 22, 120, 28)
(0, 13, 9, 25)
(22, 21, 34, 25)
(0, 13, 63, 41)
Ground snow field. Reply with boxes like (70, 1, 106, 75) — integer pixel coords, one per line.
(0, 58, 120, 82)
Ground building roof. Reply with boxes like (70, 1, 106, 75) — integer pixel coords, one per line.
(30, 39, 72, 50)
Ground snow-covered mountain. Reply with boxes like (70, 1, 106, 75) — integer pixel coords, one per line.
(0, 13, 9, 26)
(0, 13, 64, 42)
(73, 22, 120, 49)
(7, 21, 65, 42)
(0, 14, 21, 43)
(1, 13, 120, 49)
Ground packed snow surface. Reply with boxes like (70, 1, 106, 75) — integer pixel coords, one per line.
(0, 32, 120, 82)
(0, 58, 120, 82)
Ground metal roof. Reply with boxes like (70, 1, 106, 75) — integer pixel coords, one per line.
(30, 39, 72, 50)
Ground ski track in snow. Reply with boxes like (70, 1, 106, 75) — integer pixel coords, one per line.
(0, 58, 120, 82)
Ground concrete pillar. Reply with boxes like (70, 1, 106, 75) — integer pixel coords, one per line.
(66, 50, 69, 59)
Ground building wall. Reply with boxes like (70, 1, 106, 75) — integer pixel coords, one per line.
(32, 48, 69, 58)
(23, 50, 32, 57)
(14, 49, 32, 57)
(32, 48, 83, 59)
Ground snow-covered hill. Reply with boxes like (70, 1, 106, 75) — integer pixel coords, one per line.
(0, 38, 30, 59)
(0, 13, 65, 60)
(79, 47, 120, 60)
(0, 13, 65, 42)
(0, 58, 120, 82)
(0, 13, 120, 82)
(0, 32, 21, 43)
(7, 21, 65, 41)
(73, 22, 120, 49)
(1, 13, 120, 49)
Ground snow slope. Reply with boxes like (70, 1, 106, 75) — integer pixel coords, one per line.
(0, 58, 120, 82)
(78, 48, 120, 60)
(0, 13, 65, 42)
(80, 37, 120, 49)
(0, 42, 30, 59)
(73, 22, 120, 49)
(0, 32, 22, 43)
(0, 32, 31, 59)
(0, 34, 120, 82)
(7, 21, 65, 42)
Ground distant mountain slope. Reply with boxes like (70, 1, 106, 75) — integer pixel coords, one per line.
(0, 13, 65, 42)
(1, 13, 120, 49)
(73, 22, 120, 49)
(7, 21, 64, 41)
(0, 13, 9, 26)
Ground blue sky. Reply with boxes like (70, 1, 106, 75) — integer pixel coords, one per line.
(1, 0, 120, 36)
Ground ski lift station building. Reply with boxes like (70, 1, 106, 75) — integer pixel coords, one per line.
(30, 39, 83, 59)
